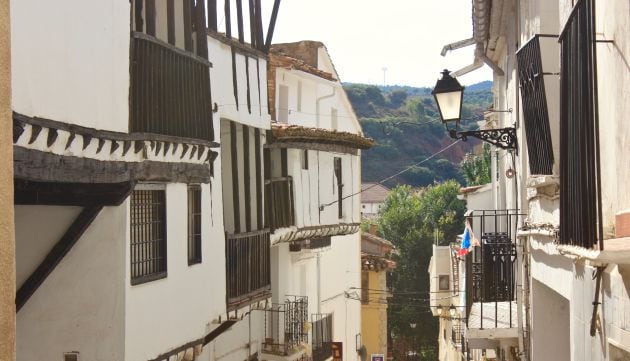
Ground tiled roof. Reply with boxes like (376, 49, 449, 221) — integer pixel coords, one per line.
(270, 124, 374, 149)
(268, 51, 337, 82)
(361, 183, 390, 203)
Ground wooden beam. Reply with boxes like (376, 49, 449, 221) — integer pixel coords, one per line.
(14, 179, 134, 207)
(231, 48, 239, 110)
(235, 0, 245, 43)
(245, 57, 252, 113)
(254, 0, 264, 50)
(280, 148, 287, 177)
(230, 122, 241, 233)
(265, 0, 281, 51)
(145, 0, 156, 36)
(167, 0, 175, 44)
(195, 0, 209, 58)
(14, 147, 212, 184)
(243, 126, 251, 232)
(263, 148, 271, 229)
(248, 0, 257, 49)
(255, 129, 262, 230)
(16, 206, 104, 312)
(224, 0, 232, 38)
(134, 0, 144, 32)
(203, 320, 237, 345)
(208, 0, 218, 31)
(183, 0, 194, 51)
(264, 141, 358, 155)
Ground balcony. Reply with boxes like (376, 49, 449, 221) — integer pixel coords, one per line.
(226, 229, 271, 309)
(464, 210, 522, 343)
(130, 32, 213, 141)
(261, 297, 309, 359)
(312, 313, 333, 361)
(266, 177, 295, 232)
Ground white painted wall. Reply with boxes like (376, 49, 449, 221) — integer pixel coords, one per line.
(11, 0, 130, 132)
(125, 182, 226, 361)
(361, 202, 382, 217)
(530, 279, 570, 361)
(17, 206, 126, 361)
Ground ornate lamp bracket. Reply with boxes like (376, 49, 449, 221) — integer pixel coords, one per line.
(448, 127, 518, 150)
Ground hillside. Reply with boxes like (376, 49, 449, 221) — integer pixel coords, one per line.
(344, 81, 493, 188)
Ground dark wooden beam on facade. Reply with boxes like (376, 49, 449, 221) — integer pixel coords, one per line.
(14, 180, 134, 207)
(264, 0, 281, 51)
(231, 48, 239, 110)
(254, 0, 264, 50)
(167, 0, 175, 44)
(263, 148, 271, 229)
(203, 320, 237, 345)
(245, 57, 252, 113)
(224, 0, 232, 38)
(183, 0, 194, 52)
(254, 129, 262, 229)
(208, 0, 218, 31)
(248, 0, 257, 49)
(195, 0, 209, 58)
(243, 126, 252, 232)
(145, 0, 156, 36)
(135, 0, 144, 32)
(230, 122, 241, 233)
(14, 147, 212, 184)
(280, 148, 287, 177)
(235, 0, 245, 43)
(16, 206, 104, 312)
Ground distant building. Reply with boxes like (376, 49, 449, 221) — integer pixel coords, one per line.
(361, 183, 390, 218)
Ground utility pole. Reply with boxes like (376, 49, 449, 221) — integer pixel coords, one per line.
(381, 67, 387, 86)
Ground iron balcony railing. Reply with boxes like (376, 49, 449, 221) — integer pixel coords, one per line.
(226, 229, 270, 309)
(262, 296, 309, 356)
(464, 209, 522, 329)
(451, 321, 463, 349)
(265, 177, 295, 232)
(130, 32, 213, 141)
(312, 313, 333, 361)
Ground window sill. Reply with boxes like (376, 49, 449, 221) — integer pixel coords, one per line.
(131, 271, 167, 286)
(557, 237, 630, 265)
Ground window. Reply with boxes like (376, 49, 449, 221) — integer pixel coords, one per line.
(334, 157, 342, 219)
(279, 85, 289, 123)
(188, 185, 202, 265)
(301, 149, 309, 170)
(130, 188, 167, 285)
(361, 271, 369, 304)
(559, 0, 602, 249)
(438, 275, 450, 291)
(312, 313, 333, 361)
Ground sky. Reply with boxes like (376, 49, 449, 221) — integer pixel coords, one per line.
(263, 0, 493, 88)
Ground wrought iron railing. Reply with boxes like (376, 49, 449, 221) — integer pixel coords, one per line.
(312, 313, 333, 361)
(559, 0, 602, 250)
(262, 296, 309, 356)
(450, 244, 460, 296)
(451, 321, 463, 348)
(265, 177, 295, 232)
(464, 209, 522, 329)
(226, 229, 270, 309)
(516, 34, 556, 175)
(130, 32, 213, 141)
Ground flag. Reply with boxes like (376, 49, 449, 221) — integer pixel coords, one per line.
(457, 220, 479, 256)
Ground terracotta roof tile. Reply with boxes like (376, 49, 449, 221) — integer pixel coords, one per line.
(361, 182, 390, 203)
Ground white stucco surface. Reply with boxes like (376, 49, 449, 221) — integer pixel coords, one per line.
(10, 0, 130, 132)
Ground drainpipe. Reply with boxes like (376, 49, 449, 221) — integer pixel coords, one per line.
(316, 86, 336, 128)
(317, 252, 322, 313)
(590, 266, 605, 337)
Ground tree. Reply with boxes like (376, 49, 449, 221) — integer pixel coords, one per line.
(389, 90, 408, 108)
(378, 182, 465, 360)
(460, 144, 491, 186)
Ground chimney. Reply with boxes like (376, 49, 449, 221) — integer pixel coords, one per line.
(369, 223, 377, 235)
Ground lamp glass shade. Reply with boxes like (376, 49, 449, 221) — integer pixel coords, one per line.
(449, 305, 456, 317)
(432, 69, 465, 123)
(434, 91, 463, 122)
(436, 305, 443, 316)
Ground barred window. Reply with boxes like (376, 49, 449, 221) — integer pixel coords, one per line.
(188, 185, 202, 265)
(130, 188, 167, 285)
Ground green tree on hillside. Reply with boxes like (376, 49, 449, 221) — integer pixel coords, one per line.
(460, 144, 492, 186)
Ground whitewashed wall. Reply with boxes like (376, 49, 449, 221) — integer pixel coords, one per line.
(16, 206, 126, 361)
(11, 0, 130, 132)
(124, 182, 226, 361)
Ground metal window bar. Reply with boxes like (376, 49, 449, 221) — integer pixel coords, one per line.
(265, 177, 295, 232)
(516, 34, 556, 175)
(312, 313, 333, 361)
(464, 209, 523, 329)
(130, 190, 167, 284)
(451, 320, 463, 349)
(262, 296, 309, 356)
(188, 185, 202, 265)
(559, 0, 603, 250)
(225, 229, 271, 308)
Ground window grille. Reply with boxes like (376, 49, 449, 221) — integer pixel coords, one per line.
(130, 189, 167, 285)
(188, 185, 202, 265)
(559, 0, 602, 249)
(226, 229, 271, 308)
(516, 35, 555, 175)
(312, 313, 333, 361)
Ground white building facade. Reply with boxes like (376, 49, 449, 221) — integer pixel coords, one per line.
(265, 41, 372, 361)
(431, 0, 630, 360)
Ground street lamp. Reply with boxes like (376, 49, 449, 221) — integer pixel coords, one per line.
(409, 322, 417, 329)
(432, 69, 517, 150)
(449, 305, 457, 318)
(436, 305, 443, 316)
